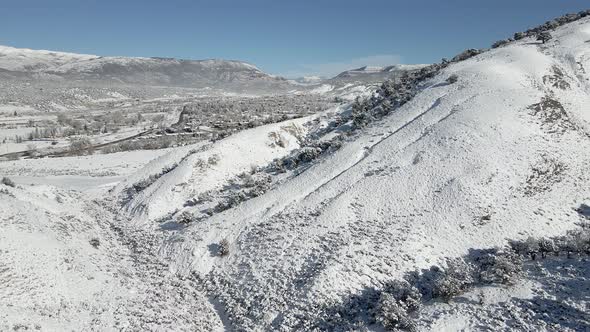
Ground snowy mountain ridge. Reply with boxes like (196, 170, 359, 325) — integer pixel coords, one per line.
(0, 44, 283, 89)
(0, 44, 261, 74)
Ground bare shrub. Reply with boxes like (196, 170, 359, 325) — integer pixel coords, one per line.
(432, 258, 475, 302)
(1, 177, 16, 187)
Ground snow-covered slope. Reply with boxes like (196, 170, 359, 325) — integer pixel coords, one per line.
(115, 115, 314, 225)
(146, 17, 590, 329)
(0, 183, 224, 331)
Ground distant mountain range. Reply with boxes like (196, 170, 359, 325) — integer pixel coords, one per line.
(0, 45, 285, 89)
(0, 45, 427, 89)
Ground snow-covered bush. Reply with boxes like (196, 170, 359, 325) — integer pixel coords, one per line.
(177, 211, 194, 225)
(538, 237, 557, 258)
(508, 239, 529, 256)
(561, 229, 590, 256)
(218, 194, 241, 211)
(432, 258, 475, 302)
(377, 292, 416, 331)
(271, 144, 326, 173)
(376, 280, 421, 331)
(208, 154, 220, 165)
(123, 163, 179, 202)
(210, 172, 272, 215)
(1, 177, 16, 187)
(446, 74, 459, 84)
(352, 97, 372, 128)
(476, 249, 523, 285)
(295, 147, 322, 164)
(238, 172, 255, 187)
(511, 227, 590, 259)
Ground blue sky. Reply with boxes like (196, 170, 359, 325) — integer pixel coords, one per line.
(0, 0, 588, 77)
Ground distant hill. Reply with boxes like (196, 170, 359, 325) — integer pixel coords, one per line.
(330, 64, 428, 82)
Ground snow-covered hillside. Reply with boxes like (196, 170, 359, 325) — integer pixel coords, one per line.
(147, 15, 589, 330)
(115, 116, 313, 225)
(0, 182, 225, 331)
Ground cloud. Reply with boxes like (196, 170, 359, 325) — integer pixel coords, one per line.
(281, 54, 403, 79)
